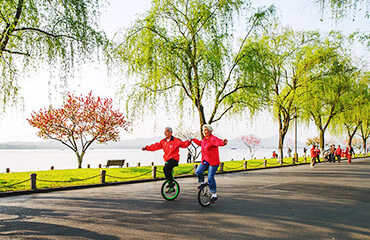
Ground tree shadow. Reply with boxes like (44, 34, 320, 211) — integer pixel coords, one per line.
(0, 206, 119, 240)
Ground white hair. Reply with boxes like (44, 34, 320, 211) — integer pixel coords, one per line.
(165, 127, 173, 133)
(202, 124, 213, 132)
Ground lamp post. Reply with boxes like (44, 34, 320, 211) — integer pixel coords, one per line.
(294, 107, 298, 163)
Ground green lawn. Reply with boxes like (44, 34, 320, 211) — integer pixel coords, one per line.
(1, 154, 367, 193)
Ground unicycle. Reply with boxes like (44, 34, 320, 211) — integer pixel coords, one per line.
(161, 179, 180, 201)
(198, 182, 212, 207)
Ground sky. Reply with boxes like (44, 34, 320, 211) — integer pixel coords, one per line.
(0, 0, 369, 143)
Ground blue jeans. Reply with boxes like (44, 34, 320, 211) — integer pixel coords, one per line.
(196, 163, 219, 193)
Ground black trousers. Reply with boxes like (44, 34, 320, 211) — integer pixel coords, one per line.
(163, 159, 178, 182)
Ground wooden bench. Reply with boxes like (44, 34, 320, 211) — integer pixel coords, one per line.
(105, 159, 125, 168)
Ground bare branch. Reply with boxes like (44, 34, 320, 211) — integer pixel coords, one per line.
(2, 49, 30, 56)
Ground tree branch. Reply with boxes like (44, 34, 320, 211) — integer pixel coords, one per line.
(2, 49, 30, 56)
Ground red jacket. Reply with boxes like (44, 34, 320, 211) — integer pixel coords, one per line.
(345, 147, 352, 156)
(310, 147, 317, 158)
(193, 134, 225, 166)
(335, 148, 342, 156)
(145, 137, 191, 162)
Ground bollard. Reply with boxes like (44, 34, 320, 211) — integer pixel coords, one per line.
(193, 164, 198, 175)
(243, 160, 247, 170)
(243, 157, 245, 161)
(152, 166, 157, 179)
(126, 162, 129, 168)
(294, 153, 298, 164)
(219, 162, 224, 173)
(304, 156, 307, 164)
(100, 170, 106, 184)
(231, 158, 234, 161)
(137, 162, 141, 167)
(51, 166, 54, 170)
(263, 158, 267, 168)
(30, 173, 37, 190)
(98, 164, 102, 168)
(87, 164, 90, 169)
(292, 157, 295, 165)
(6, 168, 10, 173)
(151, 162, 154, 166)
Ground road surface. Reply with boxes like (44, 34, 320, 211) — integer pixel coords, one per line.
(1, 158, 369, 239)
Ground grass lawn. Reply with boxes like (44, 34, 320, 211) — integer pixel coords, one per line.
(0, 154, 367, 193)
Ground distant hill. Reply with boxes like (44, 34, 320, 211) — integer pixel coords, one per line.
(226, 135, 305, 149)
(0, 135, 305, 150)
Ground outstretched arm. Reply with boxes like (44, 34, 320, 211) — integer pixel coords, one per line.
(211, 136, 227, 147)
(179, 139, 192, 148)
(192, 138, 202, 146)
(145, 141, 162, 151)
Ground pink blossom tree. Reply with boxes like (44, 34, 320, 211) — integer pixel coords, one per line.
(28, 92, 129, 168)
(238, 134, 262, 159)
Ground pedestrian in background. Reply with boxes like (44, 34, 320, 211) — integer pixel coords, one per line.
(345, 144, 353, 164)
(315, 145, 321, 163)
(335, 145, 342, 163)
(310, 145, 317, 167)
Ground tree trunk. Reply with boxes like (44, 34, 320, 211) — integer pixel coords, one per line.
(197, 103, 206, 139)
(0, 0, 24, 57)
(319, 128, 325, 155)
(278, 117, 284, 164)
(346, 123, 360, 147)
(76, 151, 86, 169)
(363, 138, 367, 154)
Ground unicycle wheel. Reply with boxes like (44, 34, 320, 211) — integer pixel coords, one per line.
(161, 180, 180, 201)
(198, 183, 211, 207)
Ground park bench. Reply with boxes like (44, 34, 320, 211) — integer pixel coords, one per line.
(105, 159, 125, 168)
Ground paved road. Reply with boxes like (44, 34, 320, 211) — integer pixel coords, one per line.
(1, 159, 370, 240)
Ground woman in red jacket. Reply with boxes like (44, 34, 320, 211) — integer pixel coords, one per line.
(142, 127, 191, 186)
(345, 144, 353, 164)
(192, 124, 227, 204)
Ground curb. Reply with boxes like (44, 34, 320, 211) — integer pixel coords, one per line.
(0, 157, 368, 198)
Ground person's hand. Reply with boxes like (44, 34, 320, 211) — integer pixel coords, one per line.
(142, 146, 146, 151)
(224, 139, 228, 145)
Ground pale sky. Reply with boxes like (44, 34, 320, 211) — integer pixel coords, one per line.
(0, 0, 368, 143)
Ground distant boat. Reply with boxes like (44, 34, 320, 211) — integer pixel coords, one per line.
(231, 148, 237, 150)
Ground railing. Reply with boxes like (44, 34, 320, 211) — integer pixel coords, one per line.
(1, 154, 368, 194)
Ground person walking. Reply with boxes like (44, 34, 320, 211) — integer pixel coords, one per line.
(142, 127, 191, 187)
(187, 151, 192, 163)
(345, 144, 353, 164)
(335, 145, 342, 163)
(192, 124, 227, 204)
(329, 145, 336, 163)
(315, 145, 321, 163)
(310, 145, 317, 167)
(287, 147, 292, 158)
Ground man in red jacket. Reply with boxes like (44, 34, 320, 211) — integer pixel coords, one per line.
(310, 145, 317, 167)
(335, 145, 342, 163)
(142, 127, 191, 186)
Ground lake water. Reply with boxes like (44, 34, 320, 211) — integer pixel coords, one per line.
(0, 148, 302, 172)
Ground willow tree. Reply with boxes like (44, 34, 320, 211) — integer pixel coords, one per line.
(358, 110, 370, 154)
(300, 33, 358, 152)
(318, 0, 369, 19)
(230, 25, 322, 162)
(0, 0, 106, 109)
(110, 0, 274, 137)
(329, 78, 369, 146)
